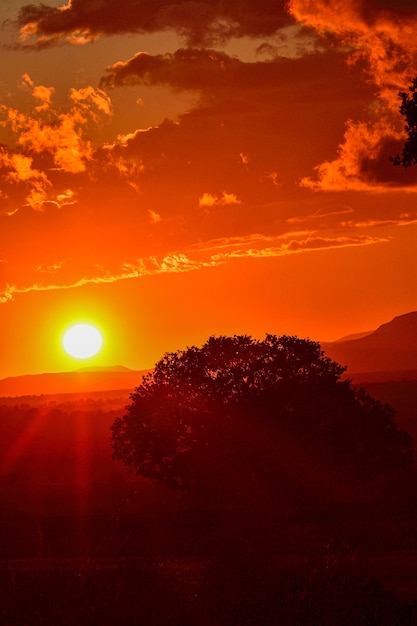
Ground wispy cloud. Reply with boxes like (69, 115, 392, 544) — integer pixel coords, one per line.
(1, 230, 389, 303)
(0, 253, 220, 302)
(287, 207, 354, 224)
(190, 232, 389, 261)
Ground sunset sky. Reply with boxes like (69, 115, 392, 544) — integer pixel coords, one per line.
(1, 0, 416, 378)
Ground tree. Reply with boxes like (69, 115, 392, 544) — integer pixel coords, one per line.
(391, 77, 417, 167)
(110, 335, 412, 500)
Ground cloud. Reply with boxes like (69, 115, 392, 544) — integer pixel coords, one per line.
(0, 252, 221, 303)
(100, 46, 354, 98)
(69, 85, 113, 118)
(198, 191, 241, 207)
(0, 75, 112, 211)
(6, 97, 106, 174)
(187, 231, 388, 262)
(7, 83, 112, 173)
(288, 0, 417, 191)
(148, 209, 162, 224)
(340, 215, 417, 229)
(101, 48, 236, 91)
(289, 0, 417, 98)
(287, 207, 354, 224)
(1, 152, 47, 184)
(100, 47, 286, 93)
(98, 47, 375, 197)
(20, 73, 55, 111)
(300, 119, 417, 192)
(0, 149, 51, 211)
(1, 21, 416, 301)
(14, 0, 292, 48)
(1, 230, 389, 303)
(0, 47, 398, 298)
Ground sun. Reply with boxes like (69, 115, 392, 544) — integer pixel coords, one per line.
(63, 323, 103, 359)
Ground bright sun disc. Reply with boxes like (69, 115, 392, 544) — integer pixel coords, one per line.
(63, 324, 102, 359)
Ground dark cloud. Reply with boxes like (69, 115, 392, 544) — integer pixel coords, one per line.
(100, 47, 366, 97)
(301, 120, 417, 192)
(287, 0, 417, 191)
(15, 0, 292, 47)
(361, 0, 417, 19)
(99, 49, 375, 199)
(361, 136, 417, 187)
(100, 49, 243, 91)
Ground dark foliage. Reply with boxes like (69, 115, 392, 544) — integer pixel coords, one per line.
(111, 335, 412, 498)
(391, 77, 417, 167)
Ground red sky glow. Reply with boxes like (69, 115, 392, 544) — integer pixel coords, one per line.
(1, 0, 416, 378)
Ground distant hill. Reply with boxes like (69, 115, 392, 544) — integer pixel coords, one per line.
(75, 365, 134, 373)
(332, 330, 373, 343)
(0, 367, 151, 398)
(322, 312, 417, 380)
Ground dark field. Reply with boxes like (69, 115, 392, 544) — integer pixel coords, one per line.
(2, 512, 417, 625)
(2, 551, 417, 625)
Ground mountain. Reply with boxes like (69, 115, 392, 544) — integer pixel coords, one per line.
(322, 312, 417, 380)
(0, 367, 151, 398)
(332, 330, 373, 343)
(75, 365, 134, 373)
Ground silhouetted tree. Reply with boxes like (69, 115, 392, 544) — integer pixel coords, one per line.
(110, 335, 412, 500)
(391, 77, 417, 167)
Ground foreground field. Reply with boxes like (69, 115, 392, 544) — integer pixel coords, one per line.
(2, 552, 417, 626)
(2, 511, 417, 625)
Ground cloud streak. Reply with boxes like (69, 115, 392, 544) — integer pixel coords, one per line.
(0, 231, 389, 303)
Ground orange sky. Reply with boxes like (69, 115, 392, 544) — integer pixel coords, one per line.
(1, 0, 416, 378)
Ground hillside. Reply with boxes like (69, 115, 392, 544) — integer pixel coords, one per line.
(0, 367, 151, 398)
(322, 312, 417, 379)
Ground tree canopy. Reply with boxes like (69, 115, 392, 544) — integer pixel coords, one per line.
(391, 77, 417, 167)
(111, 335, 412, 500)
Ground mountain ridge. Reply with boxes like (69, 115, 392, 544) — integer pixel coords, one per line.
(0, 367, 151, 398)
(75, 365, 134, 373)
(322, 311, 417, 376)
(327, 311, 417, 345)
